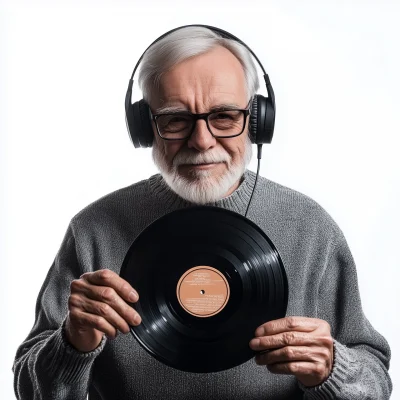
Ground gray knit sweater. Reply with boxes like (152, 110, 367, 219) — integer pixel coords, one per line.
(13, 170, 392, 399)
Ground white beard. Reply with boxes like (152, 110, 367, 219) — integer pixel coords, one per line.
(152, 137, 253, 204)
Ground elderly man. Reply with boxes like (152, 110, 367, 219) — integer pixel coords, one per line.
(13, 26, 391, 399)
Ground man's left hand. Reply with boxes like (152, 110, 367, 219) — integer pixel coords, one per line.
(249, 317, 334, 387)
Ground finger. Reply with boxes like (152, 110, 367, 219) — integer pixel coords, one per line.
(264, 360, 330, 386)
(69, 306, 118, 339)
(255, 346, 332, 365)
(249, 331, 323, 351)
(264, 360, 319, 376)
(74, 295, 138, 334)
(70, 283, 141, 327)
(255, 317, 322, 337)
(81, 270, 139, 303)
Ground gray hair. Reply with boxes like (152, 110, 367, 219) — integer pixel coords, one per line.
(138, 26, 260, 104)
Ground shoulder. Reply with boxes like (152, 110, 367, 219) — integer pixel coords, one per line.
(254, 174, 343, 238)
(258, 175, 323, 210)
(70, 175, 155, 227)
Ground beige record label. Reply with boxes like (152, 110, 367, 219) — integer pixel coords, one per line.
(176, 266, 230, 317)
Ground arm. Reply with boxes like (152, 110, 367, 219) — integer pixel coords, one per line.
(301, 230, 392, 399)
(12, 225, 106, 400)
(249, 228, 392, 399)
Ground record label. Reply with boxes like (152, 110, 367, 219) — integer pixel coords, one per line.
(176, 266, 230, 317)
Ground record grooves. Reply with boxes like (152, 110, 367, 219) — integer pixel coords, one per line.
(120, 206, 288, 373)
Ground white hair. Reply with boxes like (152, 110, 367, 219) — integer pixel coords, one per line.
(138, 26, 260, 103)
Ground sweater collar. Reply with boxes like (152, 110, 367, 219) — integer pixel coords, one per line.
(148, 169, 257, 215)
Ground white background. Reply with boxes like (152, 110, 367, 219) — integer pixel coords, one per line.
(1, 0, 399, 398)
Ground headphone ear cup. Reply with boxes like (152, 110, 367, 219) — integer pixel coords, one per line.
(125, 84, 139, 147)
(249, 96, 259, 143)
(250, 94, 276, 144)
(130, 99, 154, 148)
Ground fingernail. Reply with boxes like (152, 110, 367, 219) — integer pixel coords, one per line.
(255, 327, 264, 337)
(134, 314, 142, 325)
(129, 291, 138, 302)
(250, 338, 260, 348)
(106, 333, 117, 340)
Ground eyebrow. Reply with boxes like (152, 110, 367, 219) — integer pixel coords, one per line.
(154, 103, 244, 114)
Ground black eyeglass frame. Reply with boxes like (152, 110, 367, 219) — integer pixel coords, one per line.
(151, 102, 252, 141)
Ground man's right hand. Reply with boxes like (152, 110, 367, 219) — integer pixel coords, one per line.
(65, 269, 141, 353)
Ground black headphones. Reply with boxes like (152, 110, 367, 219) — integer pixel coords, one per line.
(125, 24, 276, 148)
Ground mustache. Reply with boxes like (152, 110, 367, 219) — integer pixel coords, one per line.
(173, 149, 230, 167)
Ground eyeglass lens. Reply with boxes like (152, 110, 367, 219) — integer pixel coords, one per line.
(156, 110, 246, 139)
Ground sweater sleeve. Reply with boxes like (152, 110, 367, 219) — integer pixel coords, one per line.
(301, 230, 392, 399)
(13, 224, 107, 400)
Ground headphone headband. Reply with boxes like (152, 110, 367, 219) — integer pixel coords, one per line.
(129, 24, 269, 82)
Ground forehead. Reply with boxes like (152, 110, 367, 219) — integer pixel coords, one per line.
(153, 46, 248, 111)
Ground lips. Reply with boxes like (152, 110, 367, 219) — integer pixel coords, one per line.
(190, 163, 216, 166)
(183, 162, 222, 169)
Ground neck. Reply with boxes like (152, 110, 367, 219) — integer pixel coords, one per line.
(223, 178, 242, 198)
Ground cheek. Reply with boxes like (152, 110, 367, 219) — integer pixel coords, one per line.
(164, 142, 186, 163)
(222, 135, 247, 160)
(153, 128, 184, 163)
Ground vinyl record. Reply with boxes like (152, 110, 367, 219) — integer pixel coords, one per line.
(120, 206, 288, 373)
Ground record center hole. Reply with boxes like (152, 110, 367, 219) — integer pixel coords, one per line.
(200, 290, 205, 295)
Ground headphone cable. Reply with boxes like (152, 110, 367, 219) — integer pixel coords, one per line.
(244, 144, 263, 218)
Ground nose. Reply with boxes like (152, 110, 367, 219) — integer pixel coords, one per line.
(187, 119, 217, 151)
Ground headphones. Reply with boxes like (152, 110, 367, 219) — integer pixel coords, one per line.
(125, 24, 276, 148)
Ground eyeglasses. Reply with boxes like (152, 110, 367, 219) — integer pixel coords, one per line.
(151, 102, 251, 140)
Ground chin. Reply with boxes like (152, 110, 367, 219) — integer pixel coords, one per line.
(169, 172, 240, 204)
(179, 163, 224, 180)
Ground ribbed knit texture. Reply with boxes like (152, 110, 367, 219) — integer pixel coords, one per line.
(13, 171, 392, 399)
